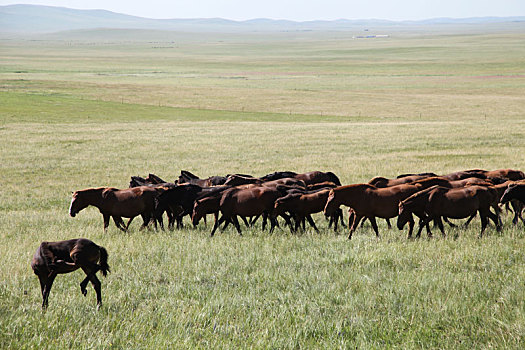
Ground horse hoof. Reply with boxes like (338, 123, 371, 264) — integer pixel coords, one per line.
(81, 288, 87, 296)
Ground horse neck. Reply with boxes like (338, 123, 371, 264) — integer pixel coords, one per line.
(335, 184, 370, 205)
(79, 188, 105, 209)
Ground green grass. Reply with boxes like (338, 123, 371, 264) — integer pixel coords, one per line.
(1, 26, 525, 348)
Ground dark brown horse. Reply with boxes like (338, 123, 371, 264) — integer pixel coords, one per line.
(212, 185, 293, 236)
(501, 183, 525, 205)
(31, 238, 110, 309)
(273, 189, 335, 233)
(368, 174, 433, 188)
(462, 169, 525, 181)
(398, 185, 500, 238)
(324, 183, 423, 239)
(294, 171, 341, 186)
(69, 186, 159, 232)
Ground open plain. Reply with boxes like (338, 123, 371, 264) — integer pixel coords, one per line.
(1, 23, 525, 348)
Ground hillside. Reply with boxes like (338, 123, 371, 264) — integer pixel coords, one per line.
(1, 4, 524, 34)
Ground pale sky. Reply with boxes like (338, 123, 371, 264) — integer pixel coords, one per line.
(1, 0, 524, 21)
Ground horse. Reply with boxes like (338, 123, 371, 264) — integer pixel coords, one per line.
(211, 185, 294, 236)
(192, 189, 253, 229)
(495, 182, 524, 225)
(368, 174, 432, 188)
(440, 170, 487, 181)
(463, 169, 525, 181)
(259, 171, 298, 182)
(294, 171, 342, 186)
(154, 183, 207, 229)
(273, 189, 339, 233)
(69, 186, 160, 233)
(398, 185, 500, 238)
(324, 183, 423, 239)
(31, 238, 110, 309)
(501, 183, 525, 205)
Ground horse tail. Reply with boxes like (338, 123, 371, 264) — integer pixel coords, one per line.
(98, 246, 110, 277)
(326, 172, 342, 186)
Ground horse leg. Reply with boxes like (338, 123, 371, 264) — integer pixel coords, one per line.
(407, 217, 415, 239)
(113, 216, 127, 232)
(306, 215, 319, 233)
(250, 215, 259, 227)
(81, 266, 103, 307)
(42, 272, 57, 309)
(103, 214, 110, 234)
(436, 217, 446, 237)
(385, 218, 392, 229)
(261, 212, 268, 230)
(210, 215, 225, 237)
(139, 213, 151, 230)
(232, 215, 243, 235)
(479, 210, 489, 238)
(125, 216, 134, 230)
(462, 214, 476, 228)
(487, 208, 501, 231)
(269, 215, 279, 234)
(348, 213, 363, 240)
(442, 217, 457, 228)
(369, 217, 380, 238)
(338, 209, 346, 228)
(240, 216, 250, 227)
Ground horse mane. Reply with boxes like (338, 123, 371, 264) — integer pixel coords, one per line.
(401, 185, 441, 205)
(146, 173, 166, 184)
(397, 172, 437, 179)
(368, 177, 388, 186)
(324, 171, 342, 186)
(180, 170, 200, 180)
(336, 183, 376, 191)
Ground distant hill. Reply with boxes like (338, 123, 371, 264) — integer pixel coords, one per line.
(1, 4, 525, 33)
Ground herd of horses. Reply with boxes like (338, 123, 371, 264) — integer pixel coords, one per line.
(32, 168, 525, 308)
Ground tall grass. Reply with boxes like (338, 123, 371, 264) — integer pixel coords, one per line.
(1, 27, 524, 348)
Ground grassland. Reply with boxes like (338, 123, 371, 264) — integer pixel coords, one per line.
(1, 25, 525, 348)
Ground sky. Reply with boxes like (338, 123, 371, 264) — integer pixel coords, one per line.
(1, 0, 525, 21)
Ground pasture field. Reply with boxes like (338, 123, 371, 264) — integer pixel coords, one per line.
(1, 25, 525, 348)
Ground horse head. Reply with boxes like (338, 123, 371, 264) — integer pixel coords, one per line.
(500, 183, 519, 203)
(323, 190, 338, 216)
(397, 202, 412, 230)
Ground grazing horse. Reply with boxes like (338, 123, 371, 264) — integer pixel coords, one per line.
(501, 183, 525, 205)
(324, 183, 423, 239)
(398, 186, 500, 238)
(495, 182, 525, 225)
(69, 186, 159, 232)
(31, 238, 110, 309)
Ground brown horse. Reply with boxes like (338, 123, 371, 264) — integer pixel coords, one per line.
(462, 169, 525, 181)
(31, 238, 110, 309)
(273, 189, 333, 233)
(324, 183, 423, 239)
(294, 171, 342, 186)
(398, 185, 500, 238)
(69, 186, 159, 232)
(368, 174, 432, 188)
(501, 183, 525, 205)
(212, 185, 293, 236)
